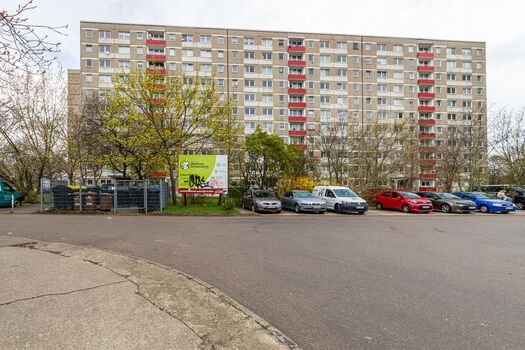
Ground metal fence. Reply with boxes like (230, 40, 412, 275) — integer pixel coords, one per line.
(40, 178, 169, 214)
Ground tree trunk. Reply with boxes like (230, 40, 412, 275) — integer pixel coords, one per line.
(168, 163, 177, 205)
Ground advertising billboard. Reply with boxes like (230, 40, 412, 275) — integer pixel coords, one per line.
(178, 155, 228, 194)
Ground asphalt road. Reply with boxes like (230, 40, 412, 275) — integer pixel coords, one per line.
(2, 213, 524, 349)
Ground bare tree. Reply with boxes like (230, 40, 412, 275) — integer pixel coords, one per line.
(0, 0, 66, 80)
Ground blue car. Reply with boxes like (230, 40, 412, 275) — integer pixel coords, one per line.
(453, 192, 516, 213)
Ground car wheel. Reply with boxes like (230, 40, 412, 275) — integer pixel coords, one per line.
(335, 204, 342, 214)
(516, 202, 524, 210)
(251, 204, 257, 213)
(441, 204, 451, 213)
(276, 210, 282, 214)
(15, 199, 22, 207)
(376, 202, 383, 210)
(480, 205, 489, 213)
(402, 204, 410, 213)
(294, 204, 300, 213)
(358, 211, 365, 215)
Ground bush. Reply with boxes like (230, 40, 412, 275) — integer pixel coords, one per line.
(226, 186, 245, 207)
(276, 175, 314, 196)
(222, 197, 237, 211)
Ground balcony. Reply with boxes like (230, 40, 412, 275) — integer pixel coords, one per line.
(146, 39, 166, 46)
(147, 83, 166, 90)
(149, 98, 166, 105)
(146, 68, 166, 75)
(417, 66, 435, 72)
(417, 52, 435, 58)
(289, 130, 307, 136)
(418, 146, 436, 152)
(418, 106, 436, 112)
(418, 119, 436, 125)
(290, 143, 307, 150)
(288, 60, 306, 66)
(288, 88, 306, 94)
(146, 54, 166, 61)
(419, 133, 436, 139)
(419, 159, 437, 165)
(418, 92, 435, 98)
(288, 116, 306, 122)
(419, 186, 437, 192)
(418, 79, 435, 85)
(288, 102, 307, 108)
(288, 74, 306, 81)
(288, 46, 306, 52)
(419, 173, 437, 179)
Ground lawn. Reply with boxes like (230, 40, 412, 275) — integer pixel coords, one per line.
(162, 196, 239, 215)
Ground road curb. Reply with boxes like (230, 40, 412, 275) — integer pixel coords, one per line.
(9, 238, 301, 350)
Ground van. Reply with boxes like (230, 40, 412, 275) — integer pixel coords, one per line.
(312, 185, 368, 214)
(0, 179, 23, 207)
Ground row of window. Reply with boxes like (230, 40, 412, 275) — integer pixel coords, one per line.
(85, 29, 483, 56)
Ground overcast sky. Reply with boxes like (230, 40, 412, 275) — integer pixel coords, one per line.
(5, 0, 524, 109)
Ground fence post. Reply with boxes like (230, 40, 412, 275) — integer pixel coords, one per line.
(79, 180, 83, 213)
(159, 180, 163, 213)
(144, 179, 148, 214)
(40, 178, 44, 212)
(113, 179, 117, 214)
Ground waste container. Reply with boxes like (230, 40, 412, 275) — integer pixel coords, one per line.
(98, 193, 113, 211)
(52, 185, 73, 210)
(73, 192, 97, 211)
(146, 187, 161, 210)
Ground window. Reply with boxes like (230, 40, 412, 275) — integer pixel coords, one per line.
(447, 74, 456, 81)
(393, 85, 403, 93)
(353, 70, 359, 78)
(352, 83, 359, 91)
(231, 65, 238, 72)
(262, 108, 273, 116)
(321, 82, 330, 90)
(377, 71, 387, 79)
(262, 52, 272, 60)
(447, 87, 456, 94)
(377, 43, 387, 51)
(262, 80, 272, 88)
(245, 93, 255, 101)
(378, 84, 387, 92)
(365, 57, 372, 65)
(446, 47, 456, 55)
(183, 49, 193, 57)
(476, 62, 482, 69)
(85, 59, 92, 68)
(435, 47, 442, 54)
(99, 75, 111, 83)
(393, 45, 403, 52)
(245, 79, 255, 87)
(168, 48, 176, 56)
(377, 57, 387, 65)
(85, 30, 93, 37)
(262, 94, 272, 102)
(393, 58, 403, 65)
(320, 68, 330, 77)
(320, 41, 330, 48)
(100, 59, 111, 68)
(320, 96, 330, 104)
(169, 62, 176, 71)
(462, 48, 471, 56)
(336, 69, 346, 77)
(200, 35, 211, 44)
(377, 98, 387, 105)
(99, 30, 111, 39)
(118, 32, 130, 40)
(320, 55, 330, 63)
(136, 47, 143, 55)
(477, 88, 483, 95)
(353, 42, 359, 50)
(476, 49, 482, 56)
(217, 65, 225, 73)
(244, 108, 255, 115)
(200, 64, 212, 72)
(201, 50, 212, 58)
(262, 66, 272, 75)
(231, 36, 238, 44)
(85, 74, 92, 82)
(336, 42, 347, 49)
(336, 55, 347, 63)
(244, 51, 255, 59)
(99, 45, 110, 53)
(216, 36, 224, 44)
(463, 61, 472, 69)
(364, 43, 371, 51)
(167, 33, 176, 41)
(182, 34, 193, 42)
(447, 61, 456, 68)
(85, 44, 93, 53)
(244, 37, 255, 45)
(262, 39, 272, 46)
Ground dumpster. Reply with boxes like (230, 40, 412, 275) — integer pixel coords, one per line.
(52, 185, 73, 210)
(98, 193, 113, 211)
(72, 192, 97, 211)
(146, 187, 161, 210)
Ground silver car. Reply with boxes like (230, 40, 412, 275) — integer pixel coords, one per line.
(281, 190, 327, 213)
(242, 189, 282, 213)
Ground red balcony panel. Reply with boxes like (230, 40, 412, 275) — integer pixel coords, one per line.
(418, 146, 436, 152)
(418, 106, 436, 112)
(418, 133, 436, 139)
(288, 74, 306, 81)
(289, 130, 307, 136)
(147, 83, 166, 90)
(146, 39, 166, 46)
(417, 52, 435, 58)
(288, 116, 307, 122)
(419, 186, 437, 192)
(418, 119, 436, 125)
(288, 46, 306, 52)
(149, 98, 166, 105)
(418, 92, 435, 98)
(418, 79, 435, 85)
(418, 66, 435, 72)
(288, 88, 306, 94)
(288, 60, 306, 66)
(419, 159, 437, 165)
(146, 69, 166, 75)
(288, 102, 307, 108)
(419, 173, 437, 179)
(291, 144, 307, 150)
(146, 54, 166, 61)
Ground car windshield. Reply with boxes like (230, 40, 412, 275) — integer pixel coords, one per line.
(333, 189, 357, 197)
(401, 192, 420, 199)
(473, 192, 490, 199)
(438, 193, 461, 200)
(295, 191, 314, 198)
(253, 190, 274, 198)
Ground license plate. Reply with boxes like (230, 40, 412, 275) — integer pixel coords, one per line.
(356, 206, 364, 209)
(421, 206, 430, 209)
(506, 207, 513, 210)
(469, 206, 476, 209)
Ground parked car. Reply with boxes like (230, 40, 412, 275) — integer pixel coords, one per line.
(375, 190, 433, 213)
(478, 185, 525, 210)
(415, 191, 477, 213)
(0, 179, 23, 207)
(242, 189, 282, 213)
(312, 186, 368, 214)
(452, 192, 516, 213)
(280, 190, 326, 213)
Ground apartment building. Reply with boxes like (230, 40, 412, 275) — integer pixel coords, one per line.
(72, 21, 487, 191)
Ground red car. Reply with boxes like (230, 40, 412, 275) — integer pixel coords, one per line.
(375, 190, 433, 213)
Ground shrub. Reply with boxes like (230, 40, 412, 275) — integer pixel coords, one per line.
(276, 175, 314, 196)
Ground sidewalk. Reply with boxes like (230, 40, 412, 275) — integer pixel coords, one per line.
(0, 235, 299, 350)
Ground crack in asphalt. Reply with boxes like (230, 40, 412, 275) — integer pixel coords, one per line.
(0, 280, 129, 307)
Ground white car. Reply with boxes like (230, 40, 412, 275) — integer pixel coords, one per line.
(312, 186, 368, 214)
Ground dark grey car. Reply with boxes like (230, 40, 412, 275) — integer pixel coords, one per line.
(281, 190, 327, 213)
(416, 192, 477, 213)
(242, 189, 282, 213)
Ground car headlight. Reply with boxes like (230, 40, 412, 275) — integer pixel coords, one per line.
(493, 203, 503, 207)
(409, 200, 418, 204)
